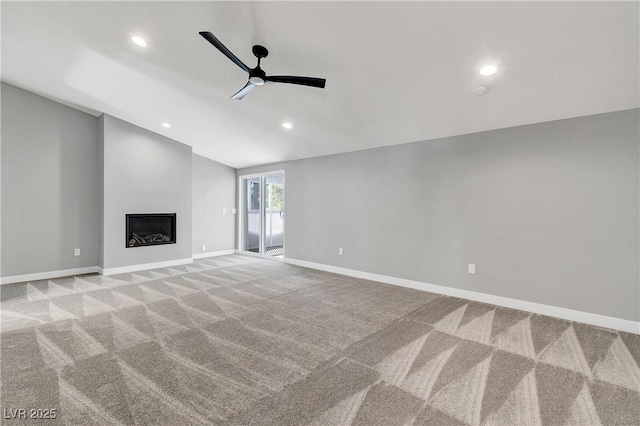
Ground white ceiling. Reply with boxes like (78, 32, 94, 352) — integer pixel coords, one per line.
(2, 1, 638, 168)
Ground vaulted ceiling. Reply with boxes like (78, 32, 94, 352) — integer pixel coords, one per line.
(2, 2, 638, 168)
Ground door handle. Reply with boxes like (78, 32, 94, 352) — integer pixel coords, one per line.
(280, 210, 285, 218)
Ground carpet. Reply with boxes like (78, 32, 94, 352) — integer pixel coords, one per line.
(1, 254, 638, 425)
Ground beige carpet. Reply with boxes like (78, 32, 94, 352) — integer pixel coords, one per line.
(1, 254, 638, 425)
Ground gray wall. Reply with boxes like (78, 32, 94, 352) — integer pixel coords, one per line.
(102, 115, 192, 269)
(1, 83, 100, 276)
(192, 154, 236, 254)
(239, 109, 640, 322)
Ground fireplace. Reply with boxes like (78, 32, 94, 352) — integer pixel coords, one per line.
(126, 213, 176, 248)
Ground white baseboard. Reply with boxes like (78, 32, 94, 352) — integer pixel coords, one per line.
(99, 257, 193, 276)
(0, 266, 100, 285)
(0, 252, 242, 284)
(283, 257, 640, 335)
(192, 249, 237, 259)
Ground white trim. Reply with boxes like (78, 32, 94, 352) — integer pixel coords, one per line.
(238, 170, 286, 180)
(192, 249, 236, 259)
(0, 253, 241, 284)
(283, 257, 640, 335)
(99, 257, 193, 276)
(0, 266, 100, 285)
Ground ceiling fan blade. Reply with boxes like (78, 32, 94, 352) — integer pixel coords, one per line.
(265, 75, 326, 89)
(230, 81, 255, 100)
(199, 31, 250, 73)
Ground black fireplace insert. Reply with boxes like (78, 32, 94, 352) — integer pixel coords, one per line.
(126, 213, 176, 248)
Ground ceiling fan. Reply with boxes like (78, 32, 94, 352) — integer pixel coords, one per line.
(199, 31, 326, 100)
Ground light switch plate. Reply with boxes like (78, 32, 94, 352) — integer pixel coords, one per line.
(468, 264, 476, 274)
(74, 248, 81, 257)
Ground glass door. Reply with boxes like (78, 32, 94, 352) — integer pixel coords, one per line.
(242, 177, 262, 253)
(240, 171, 285, 257)
(264, 173, 285, 257)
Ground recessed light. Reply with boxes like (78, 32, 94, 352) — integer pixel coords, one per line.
(162, 123, 171, 128)
(132, 36, 147, 47)
(281, 122, 293, 130)
(480, 65, 497, 76)
(296, 154, 302, 157)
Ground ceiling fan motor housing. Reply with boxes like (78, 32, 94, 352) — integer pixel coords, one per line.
(249, 66, 267, 85)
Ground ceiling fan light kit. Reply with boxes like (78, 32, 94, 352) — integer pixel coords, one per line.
(199, 31, 326, 100)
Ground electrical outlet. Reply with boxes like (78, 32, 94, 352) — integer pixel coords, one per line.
(468, 264, 476, 275)
(232, 208, 237, 214)
(201, 244, 206, 252)
(338, 247, 344, 256)
(222, 208, 227, 214)
(74, 248, 81, 257)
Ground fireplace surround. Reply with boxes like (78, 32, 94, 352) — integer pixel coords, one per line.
(126, 213, 176, 248)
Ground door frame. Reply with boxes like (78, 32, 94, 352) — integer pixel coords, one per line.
(237, 170, 286, 257)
